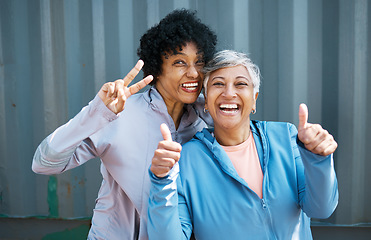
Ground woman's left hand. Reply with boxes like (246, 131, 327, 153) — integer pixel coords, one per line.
(150, 124, 182, 178)
(297, 104, 338, 156)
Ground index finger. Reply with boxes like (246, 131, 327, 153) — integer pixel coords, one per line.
(123, 60, 144, 86)
(128, 75, 153, 96)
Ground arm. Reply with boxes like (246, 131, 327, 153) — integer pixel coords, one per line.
(148, 165, 193, 240)
(295, 139, 338, 218)
(295, 104, 339, 218)
(148, 124, 193, 240)
(32, 60, 153, 174)
(32, 95, 117, 174)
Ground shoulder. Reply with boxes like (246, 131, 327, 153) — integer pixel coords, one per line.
(252, 120, 298, 140)
(180, 130, 214, 164)
(120, 90, 152, 117)
(96, 91, 150, 134)
(269, 121, 296, 132)
(179, 136, 215, 178)
(181, 132, 209, 155)
(125, 90, 147, 106)
(182, 137, 206, 153)
(254, 120, 296, 131)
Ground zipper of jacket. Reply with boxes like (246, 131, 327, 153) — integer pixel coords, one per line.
(259, 121, 278, 240)
(261, 183, 278, 238)
(261, 198, 278, 239)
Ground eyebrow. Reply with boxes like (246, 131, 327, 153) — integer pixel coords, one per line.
(211, 76, 224, 81)
(236, 76, 250, 80)
(171, 49, 203, 57)
(172, 52, 186, 56)
(164, 52, 185, 59)
(211, 75, 250, 81)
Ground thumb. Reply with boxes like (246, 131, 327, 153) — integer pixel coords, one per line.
(160, 123, 172, 141)
(298, 103, 308, 130)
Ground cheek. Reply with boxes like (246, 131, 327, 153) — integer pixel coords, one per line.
(205, 94, 211, 108)
(163, 68, 180, 78)
(199, 72, 205, 80)
(205, 94, 217, 111)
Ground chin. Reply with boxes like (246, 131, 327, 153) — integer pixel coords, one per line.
(218, 122, 243, 130)
(182, 94, 199, 104)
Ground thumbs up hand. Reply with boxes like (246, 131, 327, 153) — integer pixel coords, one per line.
(150, 124, 182, 178)
(297, 104, 338, 156)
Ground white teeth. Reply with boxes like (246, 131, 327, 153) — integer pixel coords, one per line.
(182, 82, 198, 88)
(220, 104, 238, 109)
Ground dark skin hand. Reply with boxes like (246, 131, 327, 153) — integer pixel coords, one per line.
(98, 60, 153, 114)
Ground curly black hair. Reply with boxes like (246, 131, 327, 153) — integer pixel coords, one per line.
(137, 9, 217, 85)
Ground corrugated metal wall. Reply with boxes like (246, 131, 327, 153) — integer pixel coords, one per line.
(0, 0, 370, 238)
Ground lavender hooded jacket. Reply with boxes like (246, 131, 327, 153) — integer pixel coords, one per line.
(32, 87, 211, 240)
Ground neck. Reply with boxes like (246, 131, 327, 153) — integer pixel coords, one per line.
(154, 84, 185, 129)
(165, 101, 184, 129)
(214, 126, 251, 146)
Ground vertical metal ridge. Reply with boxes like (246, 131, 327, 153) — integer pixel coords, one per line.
(0, 1, 369, 232)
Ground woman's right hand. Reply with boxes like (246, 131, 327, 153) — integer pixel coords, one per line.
(98, 60, 153, 114)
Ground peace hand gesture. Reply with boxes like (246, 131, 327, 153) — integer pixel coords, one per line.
(297, 103, 338, 156)
(151, 124, 182, 178)
(98, 60, 153, 114)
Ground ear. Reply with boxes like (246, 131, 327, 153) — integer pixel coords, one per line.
(204, 92, 208, 108)
(252, 92, 259, 110)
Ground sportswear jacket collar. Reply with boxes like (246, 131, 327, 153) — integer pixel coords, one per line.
(144, 86, 206, 130)
(194, 122, 269, 181)
(194, 128, 251, 187)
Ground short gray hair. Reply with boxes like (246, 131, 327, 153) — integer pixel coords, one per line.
(203, 50, 261, 96)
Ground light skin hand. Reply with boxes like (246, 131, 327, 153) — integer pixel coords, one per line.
(151, 124, 182, 178)
(297, 103, 338, 156)
(98, 60, 153, 114)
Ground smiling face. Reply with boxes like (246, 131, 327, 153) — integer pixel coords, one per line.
(155, 42, 205, 107)
(205, 65, 258, 135)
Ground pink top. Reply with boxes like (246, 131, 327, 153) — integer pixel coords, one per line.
(221, 131, 263, 198)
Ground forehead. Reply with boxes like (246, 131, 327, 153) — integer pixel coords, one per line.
(163, 42, 202, 59)
(209, 65, 251, 80)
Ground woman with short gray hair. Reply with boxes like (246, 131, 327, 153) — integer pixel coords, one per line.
(203, 50, 261, 96)
(148, 50, 338, 240)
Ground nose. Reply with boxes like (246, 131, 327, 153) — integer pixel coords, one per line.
(222, 84, 236, 98)
(186, 64, 200, 79)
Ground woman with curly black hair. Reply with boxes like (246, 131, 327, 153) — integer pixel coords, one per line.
(32, 9, 217, 240)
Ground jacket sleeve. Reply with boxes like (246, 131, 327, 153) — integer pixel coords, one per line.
(32, 95, 118, 175)
(291, 124, 339, 219)
(148, 163, 193, 240)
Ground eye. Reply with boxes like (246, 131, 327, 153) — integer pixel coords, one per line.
(235, 80, 250, 87)
(173, 60, 186, 66)
(212, 81, 224, 86)
(196, 59, 205, 66)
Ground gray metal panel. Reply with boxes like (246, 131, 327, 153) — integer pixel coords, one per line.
(0, 0, 370, 233)
(336, 0, 370, 225)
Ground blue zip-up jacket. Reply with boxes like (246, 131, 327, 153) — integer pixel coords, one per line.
(148, 120, 339, 240)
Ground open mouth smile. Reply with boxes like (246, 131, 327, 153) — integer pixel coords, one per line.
(181, 82, 199, 92)
(219, 103, 239, 113)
